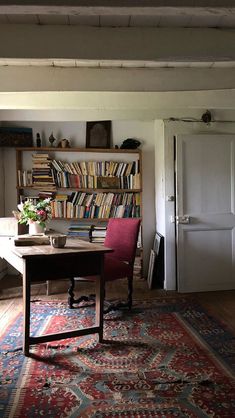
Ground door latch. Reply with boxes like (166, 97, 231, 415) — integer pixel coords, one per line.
(171, 215, 190, 224)
(176, 215, 190, 224)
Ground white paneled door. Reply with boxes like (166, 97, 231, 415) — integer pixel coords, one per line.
(176, 134, 235, 292)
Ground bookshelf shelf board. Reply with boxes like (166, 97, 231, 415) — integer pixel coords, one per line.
(16, 186, 141, 193)
(16, 147, 141, 155)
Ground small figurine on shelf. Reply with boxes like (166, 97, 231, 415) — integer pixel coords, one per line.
(58, 138, 70, 148)
(49, 132, 56, 147)
(36, 132, 41, 147)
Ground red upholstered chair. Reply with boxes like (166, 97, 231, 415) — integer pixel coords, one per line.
(68, 218, 141, 313)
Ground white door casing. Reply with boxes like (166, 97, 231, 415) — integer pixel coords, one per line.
(176, 134, 235, 292)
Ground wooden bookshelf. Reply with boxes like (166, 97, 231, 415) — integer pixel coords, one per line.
(15, 146, 142, 223)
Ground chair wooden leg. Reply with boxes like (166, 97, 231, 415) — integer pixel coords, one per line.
(127, 277, 133, 310)
(68, 278, 75, 309)
(68, 279, 97, 309)
(103, 279, 133, 314)
(46, 280, 51, 296)
(68, 278, 132, 314)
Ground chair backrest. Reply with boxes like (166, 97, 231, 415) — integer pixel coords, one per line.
(104, 218, 141, 264)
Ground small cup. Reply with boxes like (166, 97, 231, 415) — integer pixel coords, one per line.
(50, 234, 67, 248)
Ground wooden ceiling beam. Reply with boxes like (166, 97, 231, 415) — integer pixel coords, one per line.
(0, 1, 235, 16)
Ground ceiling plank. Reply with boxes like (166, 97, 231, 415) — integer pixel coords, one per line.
(1, 2, 235, 16)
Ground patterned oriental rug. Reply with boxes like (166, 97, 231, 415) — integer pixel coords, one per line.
(0, 298, 234, 417)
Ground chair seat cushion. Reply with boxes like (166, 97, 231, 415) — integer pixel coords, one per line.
(104, 255, 132, 281)
(77, 255, 132, 282)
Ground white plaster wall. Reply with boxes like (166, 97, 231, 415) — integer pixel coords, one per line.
(154, 120, 165, 236)
(112, 120, 156, 273)
(2, 119, 155, 276)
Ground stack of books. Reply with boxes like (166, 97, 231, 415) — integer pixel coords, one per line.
(90, 225, 107, 244)
(32, 153, 56, 190)
(67, 221, 92, 241)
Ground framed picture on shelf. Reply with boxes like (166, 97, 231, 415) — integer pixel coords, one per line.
(0, 127, 33, 147)
(86, 121, 111, 149)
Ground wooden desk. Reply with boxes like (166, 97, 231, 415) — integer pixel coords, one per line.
(0, 238, 112, 356)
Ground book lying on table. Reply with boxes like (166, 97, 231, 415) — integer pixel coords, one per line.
(14, 234, 50, 246)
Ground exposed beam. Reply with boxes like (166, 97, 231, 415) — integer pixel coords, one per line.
(1, 67, 235, 92)
(1, 26, 235, 62)
(1, 90, 235, 112)
(0, 1, 235, 15)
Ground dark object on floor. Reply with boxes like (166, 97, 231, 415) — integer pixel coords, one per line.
(120, 138, 141, 149)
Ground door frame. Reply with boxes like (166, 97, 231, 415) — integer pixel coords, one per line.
(159, 120, 235, 292)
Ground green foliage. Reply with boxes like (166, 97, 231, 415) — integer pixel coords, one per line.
(13, 198, 51, 228)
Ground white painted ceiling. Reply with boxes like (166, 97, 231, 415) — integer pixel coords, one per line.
(1, 1, 235, 68)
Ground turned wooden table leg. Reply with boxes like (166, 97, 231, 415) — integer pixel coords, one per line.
(22, 260, 30, 356)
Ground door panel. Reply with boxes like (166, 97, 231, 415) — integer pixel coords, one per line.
(182, 136, 233, 214)
(176, 134, 235, 292)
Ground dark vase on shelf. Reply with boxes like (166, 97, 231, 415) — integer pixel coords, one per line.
(36, 133, 41, 147)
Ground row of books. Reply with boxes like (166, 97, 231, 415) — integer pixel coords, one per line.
(18, 169, 141, 190)
(18, 170, 33, 187)
(51, 201, 140, 219)
(52, 171, 141, 190)
(54, 191, 141, 207)
(20, 191, 140, 209)
(51, 159, 139, 178)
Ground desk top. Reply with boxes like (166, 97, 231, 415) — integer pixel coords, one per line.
(1, 237, 112, 259)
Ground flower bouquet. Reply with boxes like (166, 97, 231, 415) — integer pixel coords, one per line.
(13, 198, 51, 229)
